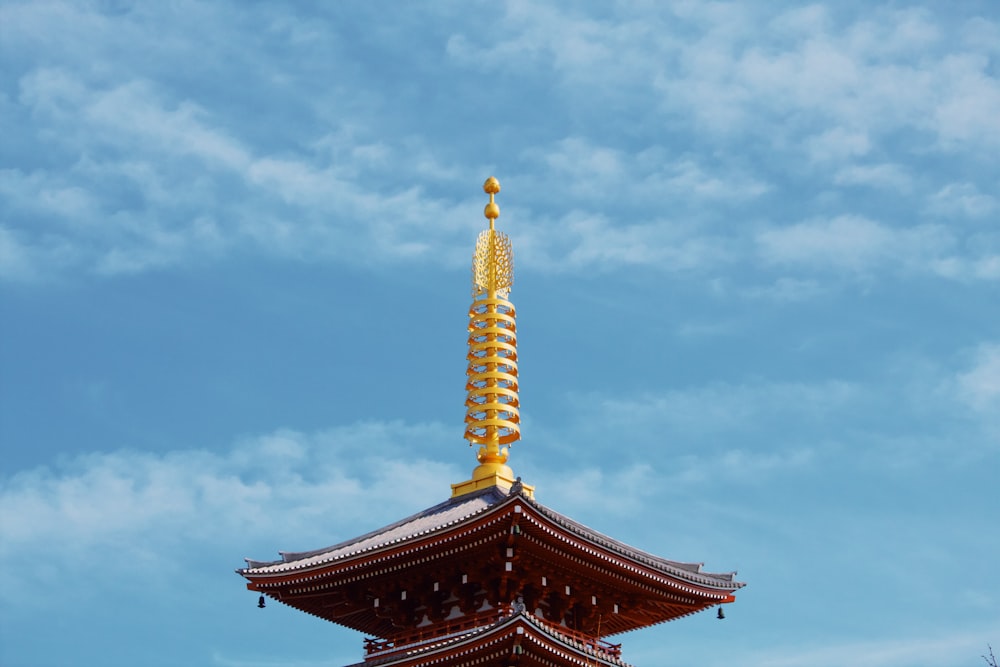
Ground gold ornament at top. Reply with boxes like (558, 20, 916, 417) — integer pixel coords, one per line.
(472, 177, 513, 299)
(483, 176, 501, 223)
(452, 177, 532, 499)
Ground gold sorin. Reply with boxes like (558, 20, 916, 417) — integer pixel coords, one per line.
(462, 178, 521, 480)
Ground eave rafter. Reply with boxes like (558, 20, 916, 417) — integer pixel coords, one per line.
(515, 505, 735, 597)
(360, 614, 631, 667)
(252, 536, 512, 636)
(241, 492, 740, 649)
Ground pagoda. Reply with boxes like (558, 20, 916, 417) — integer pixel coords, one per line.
(238, 177, 744, 667)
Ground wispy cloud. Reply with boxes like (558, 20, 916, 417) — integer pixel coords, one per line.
(954, 343, 1000, 414)
(660, 7, 1000, 153)
(928, 182, 999, 219)
(210, 654, 349, 667)
(2, 4, 998, 667)
(756, 215, 965, 277)
(0, 421, 458, 607)
(742, 629, 999, 667)
(740, 276, 829, 302)
(4, 2, 996, 285)
(587, 378, 859, 440)
(5, 63, 483, 278)
(833, 162, 912, 192)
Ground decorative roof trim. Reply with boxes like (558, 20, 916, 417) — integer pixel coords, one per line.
(240, 487, 743, 593)
(349, 613, 632, 667)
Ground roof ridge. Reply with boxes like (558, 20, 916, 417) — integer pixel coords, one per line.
(241, 486, 510, 571)
(523, 497, 744, 588)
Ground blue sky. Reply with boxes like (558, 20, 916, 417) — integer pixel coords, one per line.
(1, 1, 998, 666)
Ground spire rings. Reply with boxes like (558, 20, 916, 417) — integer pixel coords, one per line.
(464, 293, 521, 446)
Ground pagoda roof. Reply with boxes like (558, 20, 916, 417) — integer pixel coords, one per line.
(243, 487, 508, 572)
(350, 611, 632, 667)
(241, 486, 741, 592)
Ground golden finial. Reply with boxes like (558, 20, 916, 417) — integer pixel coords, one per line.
(483, 176, 500, 228)
(452, 177, 533, 499)
(471, 178, 513, 299)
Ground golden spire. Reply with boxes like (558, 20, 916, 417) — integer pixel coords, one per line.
(451, 177, 534, 499)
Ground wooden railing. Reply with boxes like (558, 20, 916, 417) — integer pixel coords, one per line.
(364, 610, 501, 655)
(363, 606, 622, 661)
(529, 616, 622, 658)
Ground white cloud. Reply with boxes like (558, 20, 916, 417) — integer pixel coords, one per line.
(756, 216, 954, 275)
(445, 3, 997, 158)
(87, 83, 251, 170)
(0, 222, 80, 283)
(972, 256, 1000, 280)
(5, 63, 484, 279)
(663, 158, 770, 199)
(933, 54, 1000, 149)
(955, 343, 1000, 413)
(930, 254, 1000, 282)
(4, 2, 997, 288)
(757, 216, 892, 271)
(668, 446, 816, 488)
(210, 655, 343, 667)
(538, 463, 658, 518)
(446, 1, 653, 86)
(0, 166, 101, 223)
(928, 182, 999, 219)
(16, 68, 249, 172)
(833, 163, 911, 192)
(588, 379, 859, 442)
(744, 629, 996, 667)
(522, 138, 768, 206)
(509, 137, 771, 274)
(533, 137, 625, 186)
(741, 277, 828, 302)
(437, 4, 1000, 287)
(703, 8, 999, 153)
(0, 225, 45, 282)
(0, 422, 459, 607)
(0, 371, 880, 610)
(515, 210, 734, 275)
(806, 126, 871, 163)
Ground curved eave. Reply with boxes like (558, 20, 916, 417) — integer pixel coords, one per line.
(351, 613, 633, 667)
(238, 488, 743, 598)
(518, 495, 744, 594)
(239, 487, 510, 576)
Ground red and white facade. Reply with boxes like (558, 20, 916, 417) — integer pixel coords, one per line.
(239, 486, 743, 666)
